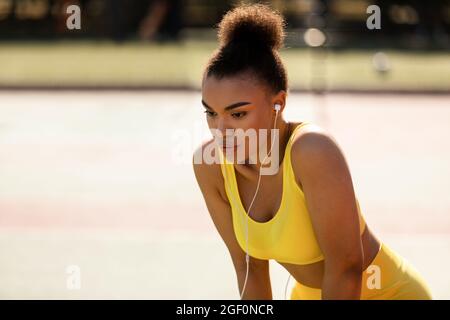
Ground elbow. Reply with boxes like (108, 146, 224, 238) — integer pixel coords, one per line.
(345, 253, 364, 274)
(322, 251, 364, 299)
(322, 258, 363, 300)
(326, 252, 364, 276)
(344, 252, 364, 276)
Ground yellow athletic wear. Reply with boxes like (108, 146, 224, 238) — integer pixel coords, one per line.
(291, 242, 432, 300)
(218, 122, 365, 265)
(217, 121, 432, 299)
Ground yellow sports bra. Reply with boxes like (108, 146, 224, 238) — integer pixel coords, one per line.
(218, 121, 366, 265)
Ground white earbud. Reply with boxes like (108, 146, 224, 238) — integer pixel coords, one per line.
(274, 103, 281, 112)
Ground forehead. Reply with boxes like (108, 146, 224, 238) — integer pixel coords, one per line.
(202, 74, 269, 108)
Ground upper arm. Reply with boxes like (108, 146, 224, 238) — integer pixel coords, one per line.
(290, 127, 363, 270)
(192, 141, 269, 274)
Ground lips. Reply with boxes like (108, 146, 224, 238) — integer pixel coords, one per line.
(215, 136, 239, 149)
(220, 143, 239, 149)
(222, 145, 237, 151)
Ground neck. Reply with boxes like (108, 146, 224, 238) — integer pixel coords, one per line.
(237, 119, 291, 175)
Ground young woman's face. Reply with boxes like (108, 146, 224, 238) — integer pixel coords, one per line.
(201, 74, 282, 163)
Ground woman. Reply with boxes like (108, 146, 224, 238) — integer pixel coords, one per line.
(192, 3, 432, 300)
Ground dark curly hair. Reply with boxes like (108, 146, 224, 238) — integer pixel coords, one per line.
(203, 3, 288, 94)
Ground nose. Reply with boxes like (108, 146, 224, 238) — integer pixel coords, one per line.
(215, 119, 233, 137)
(216, 118, 227, 134)
(210, 120, 236, 144)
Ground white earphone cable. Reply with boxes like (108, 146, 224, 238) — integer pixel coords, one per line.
(240, 105, 291, 299)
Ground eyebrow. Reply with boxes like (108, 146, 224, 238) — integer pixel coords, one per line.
(201, 100, 251, 111)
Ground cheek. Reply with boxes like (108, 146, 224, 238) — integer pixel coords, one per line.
(236, 120, 268, 148)
(239, 112, 264, 130)
(246, 111, 272, 134)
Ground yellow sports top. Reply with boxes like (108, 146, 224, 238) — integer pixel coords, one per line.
(218, 122, 366, 265)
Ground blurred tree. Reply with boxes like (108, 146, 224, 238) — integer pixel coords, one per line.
(138, 0, 182, 42)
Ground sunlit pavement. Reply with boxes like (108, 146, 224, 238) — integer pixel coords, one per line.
(0, 91, 449, 299)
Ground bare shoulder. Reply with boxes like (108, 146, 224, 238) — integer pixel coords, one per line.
(290, 122, 347, 188)
(291, 122, 340, 157)
(192, 139, 227, 201)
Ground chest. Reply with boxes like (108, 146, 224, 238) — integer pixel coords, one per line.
(234, 167, 284, 223)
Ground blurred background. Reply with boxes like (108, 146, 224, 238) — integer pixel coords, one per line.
(0, 0, 449, 299)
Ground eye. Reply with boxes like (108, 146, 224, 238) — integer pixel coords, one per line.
(231, 112, 247, 119)
(204, 110, 216, 117)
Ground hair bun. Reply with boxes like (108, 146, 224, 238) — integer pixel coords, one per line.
(217, 4, 285, 51)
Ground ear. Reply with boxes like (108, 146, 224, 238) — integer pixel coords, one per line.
(271, 90, 287, 112)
